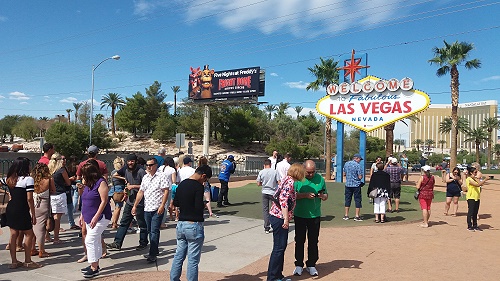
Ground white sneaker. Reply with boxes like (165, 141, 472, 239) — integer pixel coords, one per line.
(293, 266, 303, 276)
(306, 266, 318, 276)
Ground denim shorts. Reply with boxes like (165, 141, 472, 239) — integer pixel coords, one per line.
(345, 187, 362, 208)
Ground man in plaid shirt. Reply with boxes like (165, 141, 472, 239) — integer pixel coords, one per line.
(343, 154, 364, 221)
(384, 157, 403, 213)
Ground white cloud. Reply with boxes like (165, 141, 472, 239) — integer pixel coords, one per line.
(20, 102, 28, 105)
(0, 94, 5, 99)
(284, 81, 308, 90)
(133, 0, 169, 17)
(270, 72, 279, 77)
(9, 91, 30, 100)
(181, 0, 409, 37)
(481, 75, 500, 82)
(60, 97, 78, 103)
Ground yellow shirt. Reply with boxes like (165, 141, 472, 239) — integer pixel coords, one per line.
(465, 177, 480, 201)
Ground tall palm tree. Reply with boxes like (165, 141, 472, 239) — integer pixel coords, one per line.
(100, 93, 126, 136)
(294, 106, 303, 119)
(413, 139, 424, 153)
(438, 139, 447, 156)
(264, 104, 277, 120)
(424, 139, 435, 154)
(481, 117, 500, 168)
(73, 102, 82, 124)
(394, 139, 403, 153)
(171, 86, 181, 116)
(384, 115, 419, 157)
(66, 109, 73, 123)
(464, 127, 489, 164)
(276, 102, 290, 117)
(438, 117, 470, 154)
(429, 40, 481, 169)
(306, 57, 340, 180)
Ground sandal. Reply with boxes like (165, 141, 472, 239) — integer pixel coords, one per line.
(39, 251, 51, 258)
(101, 252, 108, 259)
(16, 246, 25, 252)
(31, 249, 39, 256)
(77, 255, 88, 263)
(375, 220, 380, 223)
(9, 261, 23, 269)
(380, 220, 385, 223)
(24, 261, 42, 269)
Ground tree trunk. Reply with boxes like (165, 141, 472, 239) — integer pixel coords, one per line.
(111, 107, 116, 136)
(384, 123, 395, 157)
(450, 65, 460, 169)
(325, 118, 331, 180)
(487, 130, 492, 168)
(476, 142, 481, 164)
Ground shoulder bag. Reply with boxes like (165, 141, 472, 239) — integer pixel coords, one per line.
(415, 177, 431, 200)
(368, 188, 378, 199)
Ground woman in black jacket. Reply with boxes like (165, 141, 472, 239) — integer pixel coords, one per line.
(367, 162, 390, 223)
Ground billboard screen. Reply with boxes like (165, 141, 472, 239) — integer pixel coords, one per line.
(188, 65, 264, 102)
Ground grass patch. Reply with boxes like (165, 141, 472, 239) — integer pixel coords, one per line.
(213, 181, 448, 228)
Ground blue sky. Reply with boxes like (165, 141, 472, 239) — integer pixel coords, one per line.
(0, 0, 498, 141)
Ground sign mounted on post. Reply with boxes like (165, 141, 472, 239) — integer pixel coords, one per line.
(316, 75, 430, 132)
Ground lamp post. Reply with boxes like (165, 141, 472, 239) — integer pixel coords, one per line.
(90, 55, 120, 146)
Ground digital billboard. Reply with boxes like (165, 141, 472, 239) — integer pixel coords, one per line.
(188, 65, 264, 102)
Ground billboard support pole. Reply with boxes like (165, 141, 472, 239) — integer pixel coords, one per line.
(203, 105, 210, 156)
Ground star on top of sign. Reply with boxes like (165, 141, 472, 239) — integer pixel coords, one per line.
(338, 49, 370, 83)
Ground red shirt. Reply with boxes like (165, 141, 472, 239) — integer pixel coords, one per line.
(38, 155, 50, 165)
(76, 158, 109, 178)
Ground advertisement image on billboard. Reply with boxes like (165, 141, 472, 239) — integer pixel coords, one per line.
(188, 65, 264, 102)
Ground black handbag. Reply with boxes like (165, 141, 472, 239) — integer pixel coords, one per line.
(0, 184, 9, 227)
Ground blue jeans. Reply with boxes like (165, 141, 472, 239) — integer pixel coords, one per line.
(144, 210, 164, 257)
(71, 185, 79, 211)
(170, 221, 204, 281)
(114, 203, 148, 247)
(67, 199, 76, 227)
(345, 186, 362, 208)
(267, 215, 289, 281)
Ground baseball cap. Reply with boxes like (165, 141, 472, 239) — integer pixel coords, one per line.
(421, 165, 431, 172)
(87, 145, 99, 154)
(183, 157, 193, 165)
(353, 153, 363, 160)
(391, 158, 398, 164)
(228, 155, 234, 160)
(126, 153, 138, 161)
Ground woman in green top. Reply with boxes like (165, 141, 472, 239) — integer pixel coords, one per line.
(463, 166, 489, 231)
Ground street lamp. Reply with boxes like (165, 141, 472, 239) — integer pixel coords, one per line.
(90, 55, 120, 146)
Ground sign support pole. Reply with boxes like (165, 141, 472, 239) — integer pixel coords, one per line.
(203, 105, 210, 156)
(336, 122, 344, 182)
(359, 131, 366, 182)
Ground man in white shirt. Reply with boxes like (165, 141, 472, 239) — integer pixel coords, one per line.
(276, 153, 291, 183)
(268, 150, 278, 169)
(132, 157, 169, 263)
(178, 157, 196, 182)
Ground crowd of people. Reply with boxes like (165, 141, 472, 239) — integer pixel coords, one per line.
(1, 145, 492, 281)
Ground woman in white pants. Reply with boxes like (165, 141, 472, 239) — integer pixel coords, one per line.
(79, 162, 112, 278)
(367, 162, 390, 223)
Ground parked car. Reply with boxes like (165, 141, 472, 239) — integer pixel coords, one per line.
(491, 165, 499, 170)
(411, 164, 421, 172)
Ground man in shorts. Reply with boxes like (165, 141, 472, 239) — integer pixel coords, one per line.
(385, 158, 403, 213)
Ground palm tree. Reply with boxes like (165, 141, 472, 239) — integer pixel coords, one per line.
(306, 57, 340, 180)
(264, 105, 277, 120)
(429, 40, 481, 169)
(276, 102, 290, 117)
(66, 109, 73, 123)
(438, 139, 447, 156)
(439, 117, 470, 153)
(464, 127, 489, 164)
(394, 139, 403, 153)
(294, 106, 303, 119)
(481, 117, 500, 168)
(171, 86, 181, 116)
(413, 139, 424, 153)
(73, 102, 82, 124)
(384, 115, 419, 157)
(424, 139, 435, 154)
(100, 93, 126, 136)
(494, 143, 500, 166)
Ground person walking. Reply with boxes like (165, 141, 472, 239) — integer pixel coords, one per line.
(266, 163, 305, 281)
(109, 157, 125, 229)
(217, 155, 236, 207)
(170, 165, 213, 281)
(463, 166, 489, 231)
(343, 154, 364, 221)
(292, 160, 327, 277)
(4, 157, 41, 269)
(79, 162, 112, 278)
(416, 165, 435, 228)
(367, 162, 390, 223)
(132, 158, 169, 263)
(256, 159, 278, 234)
(48, 153, 71, 243)
(444, 167, 463, 216)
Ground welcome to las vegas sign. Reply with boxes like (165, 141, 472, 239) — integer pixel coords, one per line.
(316, 75, 430, 132)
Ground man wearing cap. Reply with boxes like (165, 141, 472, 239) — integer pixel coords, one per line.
(178, 157, 196, 183)
(39, 142, 55, 165)
(385, 157, 403, 213)
(107, 153, 148, 251)
(217, 155, 236, 207)
(343, 154, 364, 221)
(154, 147, 166, 167)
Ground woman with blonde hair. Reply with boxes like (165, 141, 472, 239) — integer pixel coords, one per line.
(109, 157, 125, 229)
(30, 163, 55, 258)
(267, 163, 305, 281)
(48, 153, 71, 243)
